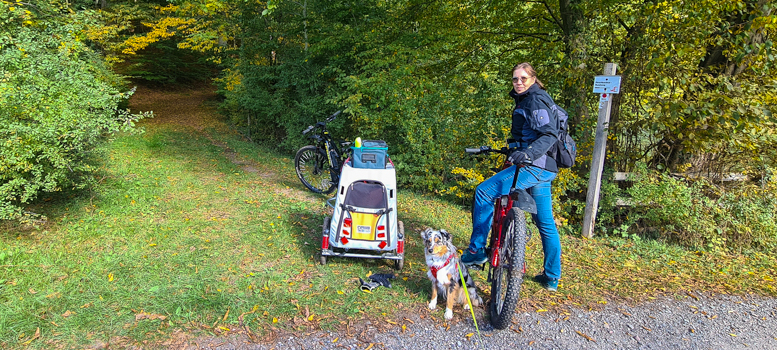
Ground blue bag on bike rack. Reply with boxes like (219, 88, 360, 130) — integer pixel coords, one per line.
(352, 140, 388, 169)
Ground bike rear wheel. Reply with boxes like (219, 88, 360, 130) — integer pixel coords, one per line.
(489, 207, 527, 330)
(295, 145, 337, 194)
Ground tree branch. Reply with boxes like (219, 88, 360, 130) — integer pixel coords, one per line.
(616, 16, 631, 32)
(473, 30, 551, 37)
(541, 0, 563, 29)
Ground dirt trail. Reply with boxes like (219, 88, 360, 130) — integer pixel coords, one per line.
(129, 84, 270, 176)
(129, 84, 223, 132)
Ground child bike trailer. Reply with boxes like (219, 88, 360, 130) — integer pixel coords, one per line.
(320, 140, 404, 270)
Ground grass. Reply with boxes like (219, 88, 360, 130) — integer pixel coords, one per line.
(1, 87, 775, 349)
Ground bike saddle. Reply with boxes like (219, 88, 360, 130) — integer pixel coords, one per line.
(509, 188, 537, 214)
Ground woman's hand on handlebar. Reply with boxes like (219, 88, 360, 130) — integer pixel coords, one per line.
(507, 150, 530, 165)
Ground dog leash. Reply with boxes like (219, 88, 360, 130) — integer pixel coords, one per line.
(457, 262, 485, 349)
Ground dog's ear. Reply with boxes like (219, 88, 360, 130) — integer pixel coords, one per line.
(420, 228, 431, 240)
(439, 229, 451, 241)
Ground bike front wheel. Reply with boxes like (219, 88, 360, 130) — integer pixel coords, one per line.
(489, 207, 527, 330)
(295, 145, 337, 194)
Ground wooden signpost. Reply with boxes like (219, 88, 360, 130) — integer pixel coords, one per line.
(583, 63, 620, 238)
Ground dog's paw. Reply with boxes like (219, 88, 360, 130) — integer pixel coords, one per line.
(428, 299, 437, 310)
(444, 308, 453, 320)
(464, 303, 470, 310)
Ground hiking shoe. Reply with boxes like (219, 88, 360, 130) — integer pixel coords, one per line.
(534, 273, 559, 292)
(461, 248, 487, 265)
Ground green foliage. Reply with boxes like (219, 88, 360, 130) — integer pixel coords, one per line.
(598, 163, 777, 253)
(0, 2, 149, 222)
(123, 38, 217, 85)
(605, 0, 777, 175)
(218, 0, 373, 150)
(145, 0, 775, 250)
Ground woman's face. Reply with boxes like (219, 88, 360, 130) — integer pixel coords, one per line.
(512, 68, 535, 94)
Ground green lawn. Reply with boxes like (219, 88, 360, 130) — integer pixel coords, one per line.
(1, 97, 775, 349)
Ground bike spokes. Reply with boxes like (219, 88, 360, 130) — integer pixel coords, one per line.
(295, 146, 337, 194)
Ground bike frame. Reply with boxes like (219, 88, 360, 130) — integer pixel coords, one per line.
(310, 127, 343, 171)
(305, 118, 350, 179)
(488, 161, 514, 269)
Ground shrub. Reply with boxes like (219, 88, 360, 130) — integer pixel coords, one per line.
(0, 5, 149, 223)
(602, 163, 777, 253)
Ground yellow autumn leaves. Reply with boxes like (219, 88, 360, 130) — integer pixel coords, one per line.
(122, 17, 196, 55)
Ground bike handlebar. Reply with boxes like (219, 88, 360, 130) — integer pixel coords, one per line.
(465, 146, 511, 156)
(465, 145, 533, 165)
(326, 110, 341, 122)
(302, 110, 343, 134)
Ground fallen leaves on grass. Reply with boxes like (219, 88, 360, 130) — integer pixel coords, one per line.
(135, 312, 167, 321)
(21, 327, 40, 345)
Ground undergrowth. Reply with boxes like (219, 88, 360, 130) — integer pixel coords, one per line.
(597, 163, 777, 254)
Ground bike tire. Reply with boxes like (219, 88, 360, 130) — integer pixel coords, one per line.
(489, 207, 527, 330)
(295, 145, 337, 194)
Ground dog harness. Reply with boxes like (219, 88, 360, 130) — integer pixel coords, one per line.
(430, 255, 454, 279)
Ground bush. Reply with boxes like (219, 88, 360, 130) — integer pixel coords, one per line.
(601, 163, 777, 253)
(0, 5, 149, 223)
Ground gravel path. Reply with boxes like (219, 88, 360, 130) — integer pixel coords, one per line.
(187, 292, 777, 350)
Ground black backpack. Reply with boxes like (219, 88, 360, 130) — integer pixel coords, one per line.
(549, 103, 577, 168)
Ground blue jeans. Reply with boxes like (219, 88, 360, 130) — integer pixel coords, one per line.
(468, 165, 562, 280)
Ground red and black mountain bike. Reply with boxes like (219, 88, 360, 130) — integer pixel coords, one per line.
(464, 145, 537, 330)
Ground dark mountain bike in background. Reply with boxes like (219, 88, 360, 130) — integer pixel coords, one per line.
(295, 111, 351, 194)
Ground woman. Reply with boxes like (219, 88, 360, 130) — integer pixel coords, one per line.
(460, 62, 563, 292)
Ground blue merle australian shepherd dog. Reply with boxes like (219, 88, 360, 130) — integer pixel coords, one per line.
(420, 228, 482, 320)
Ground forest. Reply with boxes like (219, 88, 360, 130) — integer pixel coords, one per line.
(2, 0, 775, 252)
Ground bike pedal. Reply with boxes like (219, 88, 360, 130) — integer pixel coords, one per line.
(466, 263, 485, 271)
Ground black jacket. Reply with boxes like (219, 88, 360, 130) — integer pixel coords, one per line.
(509, 84, 560, 173)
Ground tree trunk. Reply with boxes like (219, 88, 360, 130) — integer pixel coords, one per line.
(303, 0, 309, 51)
(700, 0, 773, 77)
(558, 0, 589, 135)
